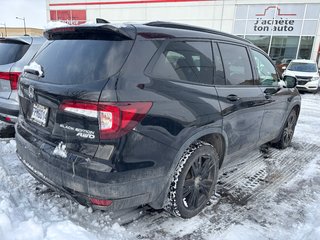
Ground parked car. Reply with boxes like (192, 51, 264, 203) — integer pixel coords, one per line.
(15, 22, 301, 218)
(0, 36, 45, 130)
(275, 57, 292, 75)
(282, 59, 320, 93)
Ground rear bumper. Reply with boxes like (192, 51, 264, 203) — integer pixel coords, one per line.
(15, 123, 172, 211)
(0, 97, 19, 124)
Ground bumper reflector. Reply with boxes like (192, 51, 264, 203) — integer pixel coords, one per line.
(5, 116, 11, 122)
(89, 198, 113, 207)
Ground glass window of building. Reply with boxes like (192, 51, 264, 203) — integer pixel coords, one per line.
(234, 4, 320, 65)
(298, 36, 314, 59)
(245, 36, 270, 54)
(269, 36, 299, 64)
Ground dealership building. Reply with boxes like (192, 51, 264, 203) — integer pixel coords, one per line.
(47, 0, 320, 64)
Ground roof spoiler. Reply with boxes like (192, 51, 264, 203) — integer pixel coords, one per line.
(0, 37, 32, 45)
(44, 25, 134, 40)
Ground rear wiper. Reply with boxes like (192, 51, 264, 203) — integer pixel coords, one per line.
(23, 62, 44, 78)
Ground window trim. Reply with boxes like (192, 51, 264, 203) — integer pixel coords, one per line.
(211, 41, 226, 86)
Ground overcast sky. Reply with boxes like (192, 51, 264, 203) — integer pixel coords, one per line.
(0, 0, 47, 28)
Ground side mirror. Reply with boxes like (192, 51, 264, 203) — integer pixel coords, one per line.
(281, 66, 287, 70)
(283, 75, 297, 88)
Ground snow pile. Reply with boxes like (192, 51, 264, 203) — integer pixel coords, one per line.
(0, 140, 16, 154)
(45, 221, 97, 240)
(0, 122, 6, 130)
(0, 187, 129, 240)
(45, 21, 69, 30)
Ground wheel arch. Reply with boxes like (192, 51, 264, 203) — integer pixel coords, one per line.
(292, 104, 300, 117)
(271, 103, 301, 145)
(172, 128, 227, 171)
(199, 133, 226, 168)
(149, 127, 227, 209)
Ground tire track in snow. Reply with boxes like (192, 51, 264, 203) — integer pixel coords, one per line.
(132, 141, 320, 239)
(199, 141, 320, 236)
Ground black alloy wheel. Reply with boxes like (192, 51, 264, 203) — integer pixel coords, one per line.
(276, 110, 297, 149)
(168, 141, 219, 218)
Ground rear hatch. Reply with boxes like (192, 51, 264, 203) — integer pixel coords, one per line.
(18, 24, 136, 157)
(0, 38, 31, 99)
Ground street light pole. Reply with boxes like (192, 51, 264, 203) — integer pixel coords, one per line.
(16, 17, 27, 36)
(0, 22, 7, 37)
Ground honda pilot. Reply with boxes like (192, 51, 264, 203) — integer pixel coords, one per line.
(16, 22, 301, 218)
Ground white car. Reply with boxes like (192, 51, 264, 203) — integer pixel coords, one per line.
(282, 59, 319, 93)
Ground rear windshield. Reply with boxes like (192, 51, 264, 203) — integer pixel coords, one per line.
(33, 39, 133, 85)
(0, 41, 30, 65)
(288, 62, 318, 72)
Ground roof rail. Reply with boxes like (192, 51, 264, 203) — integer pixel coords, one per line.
(145, 21, 251, 43)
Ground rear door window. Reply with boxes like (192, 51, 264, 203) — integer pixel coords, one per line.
(0, 41, 30, 65)
(218, 43, 253, 85)
(33, 39, 133, 85)
(150, 41, 214, 85)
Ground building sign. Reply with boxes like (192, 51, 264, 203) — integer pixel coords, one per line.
(253, 18, 295, 33)
(253, 6, 296, 33)
(50, 10, 87, 25)
(248, 5, 302, 35)
(234, 4, 320, 36)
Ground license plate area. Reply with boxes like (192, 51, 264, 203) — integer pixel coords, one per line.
(30, 103, 49, 127)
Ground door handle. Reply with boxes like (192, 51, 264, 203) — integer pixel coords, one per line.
(226, 94, 240, 102)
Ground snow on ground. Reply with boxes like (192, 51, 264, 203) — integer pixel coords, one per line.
(0, 93, 320, 239)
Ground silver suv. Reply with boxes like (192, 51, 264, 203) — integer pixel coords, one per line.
(0, 36, 45, 131)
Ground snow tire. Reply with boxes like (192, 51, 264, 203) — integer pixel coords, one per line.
(274, 110, 297, 149)
(166, 141, 219, 218)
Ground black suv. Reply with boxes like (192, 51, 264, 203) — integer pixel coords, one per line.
(16, 22, 301, 218)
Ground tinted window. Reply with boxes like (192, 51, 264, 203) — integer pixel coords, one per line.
(0, 41, 30, 65)
(151, 41, 214, 84)
(219, 43, 253, 85)
(34, 39, 133, 85)
(288, 62, 317, 72)
(251, 50, 278, 86)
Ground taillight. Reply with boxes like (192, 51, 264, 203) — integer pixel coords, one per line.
(0, 72, 21, 90)
(60, 101, 152, 139)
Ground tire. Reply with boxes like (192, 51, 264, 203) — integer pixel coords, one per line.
(274, 110, 297, 149)
(167, 141, 219, 218)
